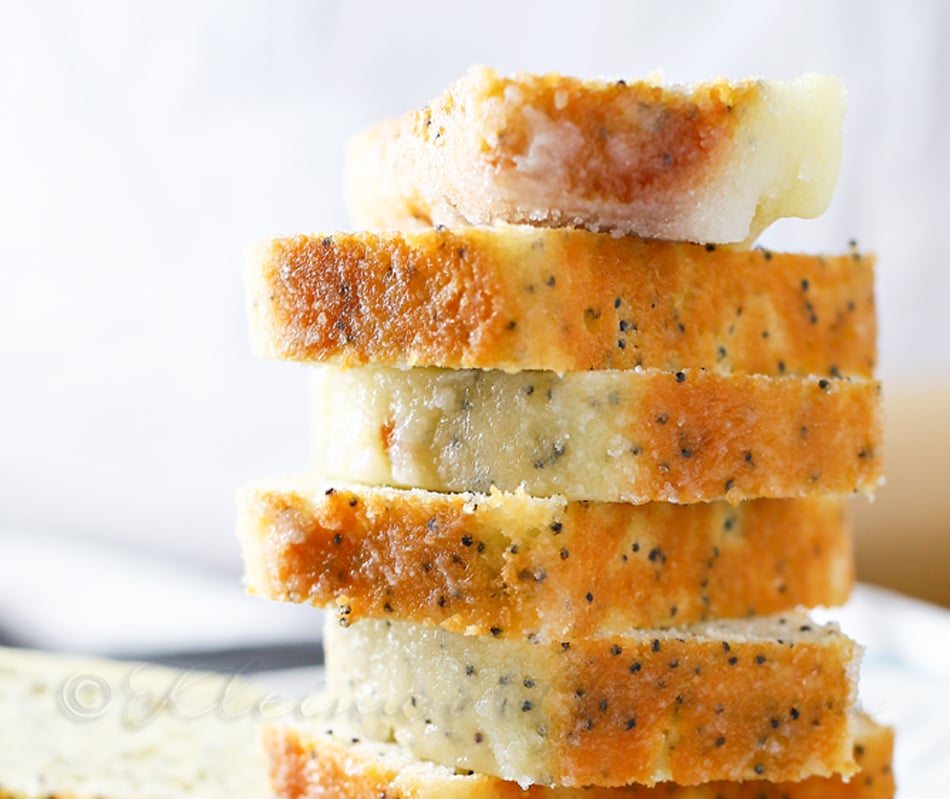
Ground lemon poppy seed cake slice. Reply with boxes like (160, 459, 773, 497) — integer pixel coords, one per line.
(239, 478, 853, 637)
(246, 227, 876, 377)
(264, 712, 894, 799)
(324, 615, 861, 788)
(309, 365, 882, 503)
(344, 67, 845, 244)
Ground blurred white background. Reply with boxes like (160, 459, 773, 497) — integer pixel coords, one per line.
(0, 0, 947, 584)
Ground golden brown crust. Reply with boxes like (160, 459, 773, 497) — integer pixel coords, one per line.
(325, 616, 860, 787)
(310, 365, 883, 503)
(239, 480, 854, 636)
(247, 227, 876, 377)
(344, 67, 845, 243)
(265, 714, 893, 799)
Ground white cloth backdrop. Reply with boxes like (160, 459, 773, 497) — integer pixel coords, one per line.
(1, 0, 948, 572)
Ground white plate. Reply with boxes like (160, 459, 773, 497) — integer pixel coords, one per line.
(813, 584, 950, 797)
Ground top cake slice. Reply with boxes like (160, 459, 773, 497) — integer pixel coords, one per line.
(345, 66, 845, 244)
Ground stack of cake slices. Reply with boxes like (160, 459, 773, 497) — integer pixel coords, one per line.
(240, 67, 892, 798)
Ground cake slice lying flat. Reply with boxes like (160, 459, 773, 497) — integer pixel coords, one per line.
(0, 646, 269, 799)
(324, 615, 861, 787)
(310, 365, 883, 503)
(344, 67, 845, 245)
(247, 227, 876, 377)
(265, 712, 893, 799)
(239, 478, 853, 636)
